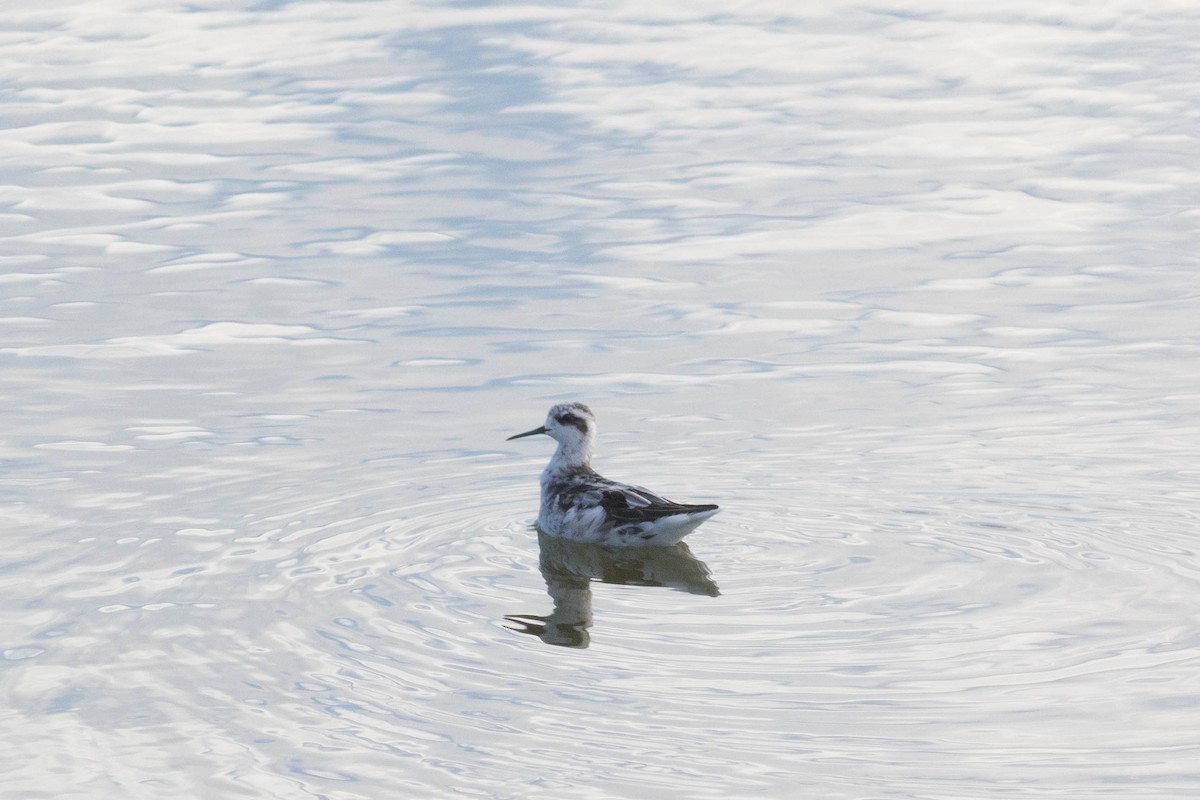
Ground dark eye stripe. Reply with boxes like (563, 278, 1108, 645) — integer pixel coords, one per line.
(555, 414, 589, 434)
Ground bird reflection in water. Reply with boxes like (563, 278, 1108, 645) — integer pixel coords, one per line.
(505, 531, 719, 648)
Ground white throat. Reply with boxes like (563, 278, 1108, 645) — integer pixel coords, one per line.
(547, 434, 593, 472)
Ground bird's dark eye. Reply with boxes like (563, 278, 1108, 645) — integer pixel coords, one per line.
(555, 414, 589, 434)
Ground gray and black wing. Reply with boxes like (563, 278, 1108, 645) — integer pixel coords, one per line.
(598, 484, 719, 524)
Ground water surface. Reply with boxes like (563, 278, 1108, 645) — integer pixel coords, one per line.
(3, 1, 1199, 798)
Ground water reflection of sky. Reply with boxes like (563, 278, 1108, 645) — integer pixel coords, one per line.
(5, 2, 1200, 798)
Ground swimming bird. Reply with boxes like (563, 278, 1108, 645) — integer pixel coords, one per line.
(507, 402, 719, 546)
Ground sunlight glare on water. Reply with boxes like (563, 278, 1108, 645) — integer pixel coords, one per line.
(2, 1, 1199, 798)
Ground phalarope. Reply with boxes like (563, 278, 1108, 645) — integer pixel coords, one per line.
(507, 402, 719, 546)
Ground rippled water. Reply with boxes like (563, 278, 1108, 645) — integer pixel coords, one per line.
(4, 1, 1199, 797)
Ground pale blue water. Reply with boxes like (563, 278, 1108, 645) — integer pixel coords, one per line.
(3, 2, 1199, 798)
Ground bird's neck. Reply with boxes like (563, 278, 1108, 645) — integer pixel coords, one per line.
(548, 438, 593, 472)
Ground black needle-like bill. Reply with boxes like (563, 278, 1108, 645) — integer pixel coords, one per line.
(507, 425, 547, 441)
